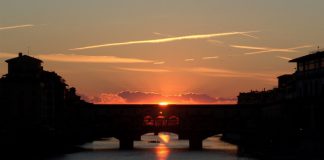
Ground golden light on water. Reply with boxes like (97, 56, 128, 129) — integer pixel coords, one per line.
(155, 133, 171, 160)
(158, 133, 170, 143)
(155, 144, 170, 160)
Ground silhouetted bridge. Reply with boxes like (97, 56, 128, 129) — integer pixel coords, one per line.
(85, 104, 258, 149)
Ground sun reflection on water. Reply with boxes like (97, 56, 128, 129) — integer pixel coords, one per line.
(155, 143, 170, 160)
(155, 133, 171, 160)
(158, 133, 170, 143)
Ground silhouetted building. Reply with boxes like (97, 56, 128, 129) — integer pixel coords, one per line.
(289, 51, 324, 97)
(6, 52, 43, 77)
(238, 50, 324, 104)
(0, 53, 86, 146)
(237, 51, 324, 158)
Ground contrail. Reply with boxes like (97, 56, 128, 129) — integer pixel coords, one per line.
(188, 67, 277, 83)
(117, 67, 170, 73)
(277, 56, 292, 61)
(38, 54, 154, 63)
(153, 61, 165, 65)
(0, 52, 153, 64)
(231, 45, 313, 55)
(185, 58, 195, 62)
(239, 33, 259, 39)
(70, 31, 258, 51)
(153, 32, 173, 37)
(202, 56, 219, 60)
(0, 24, 34, 30)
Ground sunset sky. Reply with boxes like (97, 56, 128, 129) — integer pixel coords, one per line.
(1, 0, 324, 104)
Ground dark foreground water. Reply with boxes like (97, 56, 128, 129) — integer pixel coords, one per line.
(48, 133, 254, 160)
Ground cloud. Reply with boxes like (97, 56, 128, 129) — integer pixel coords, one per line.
(0, 24, 34, 31)
(239, 33, 259, 39)
(187, 67, 277, 82)
(0, 52, 153, 64)
(276, 56, 292, 61)
(118, 91, 162, 103)
(231, 44, 313, 55)
(117, 67, 170, 73)
(118, 91, 237, 104)
(0, 52, 16, 58)
(185, 58, 195, 62)
(153, 61, 165, 65)
(37, 54, 153, 63)
(153, 32, 173, 37)
(81, 93, 126, 104)
(202, 56, 219, 60)
(207, 39, 223, 44)
(83, 91, 237, 104)
(69, 31, 258, 51)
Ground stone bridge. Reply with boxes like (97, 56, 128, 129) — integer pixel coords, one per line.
(86, 104, 254, 149)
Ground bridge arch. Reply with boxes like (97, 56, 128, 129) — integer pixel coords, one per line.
(143, 115, 154, 126)
(143, 115, 180, 127)
(167, 115, 180, 126)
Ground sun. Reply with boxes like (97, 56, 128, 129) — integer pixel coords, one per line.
(159, 102, 169, 106)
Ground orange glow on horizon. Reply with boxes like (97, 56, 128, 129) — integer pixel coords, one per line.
(159, 102, 169, 106)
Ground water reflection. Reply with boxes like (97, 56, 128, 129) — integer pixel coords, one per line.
(155, 144, 170, 160)
(49, 133, 249, 160)
(156, 133, 171, 160)
(158, 133, 170, 143)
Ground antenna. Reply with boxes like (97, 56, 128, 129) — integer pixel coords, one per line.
(27, 46, 30, 55)
(318, 46, 320, 52)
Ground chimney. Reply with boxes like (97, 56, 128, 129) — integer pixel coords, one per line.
(18, 52, 23, 57)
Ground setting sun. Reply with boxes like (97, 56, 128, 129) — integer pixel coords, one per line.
(159, 102, 169, 106)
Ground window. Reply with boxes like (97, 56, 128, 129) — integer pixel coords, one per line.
(305, 61, 310, 71)
(298, 62, 304, 71)
(321, 58, 324, 68)
(309, 60, 315, 70)
(313, 59, 320, 69)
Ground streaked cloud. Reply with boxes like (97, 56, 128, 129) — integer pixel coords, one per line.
(0, 24, 34, 31)
(185, 58, 195, 62)
(70, 31, 258, 51)
(153, 61, 165, 65)
(277, 56, 292, 61)
(0, 52, 16, 58)
(189, 67, 239, 77)
(202, 56, 219, 60)
(117, 67, 170, 73)
(0, 52, 153, 64)
(153, 32, 173, 37)
(207, 39, 223, 44)
(187, 67, 277, 82)
(231, 44, 313, 55)
(38, 54, 153, 63)
(239, 33, 259, 39)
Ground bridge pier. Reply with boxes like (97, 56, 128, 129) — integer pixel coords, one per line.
(119, 137, 134, 150)
(189, 137, 203, 150)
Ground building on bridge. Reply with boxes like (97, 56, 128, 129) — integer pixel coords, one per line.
(238, 50, 324, 104)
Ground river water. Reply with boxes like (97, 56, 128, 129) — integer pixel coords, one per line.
(48, 133, 254, 160)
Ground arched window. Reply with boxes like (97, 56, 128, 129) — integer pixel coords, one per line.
(167, 115, 180, 126)
(143, 115, 154, 126)
(155, 115, 166, 127)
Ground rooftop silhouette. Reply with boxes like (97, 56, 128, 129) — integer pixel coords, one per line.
(0, 52, 322, 159)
